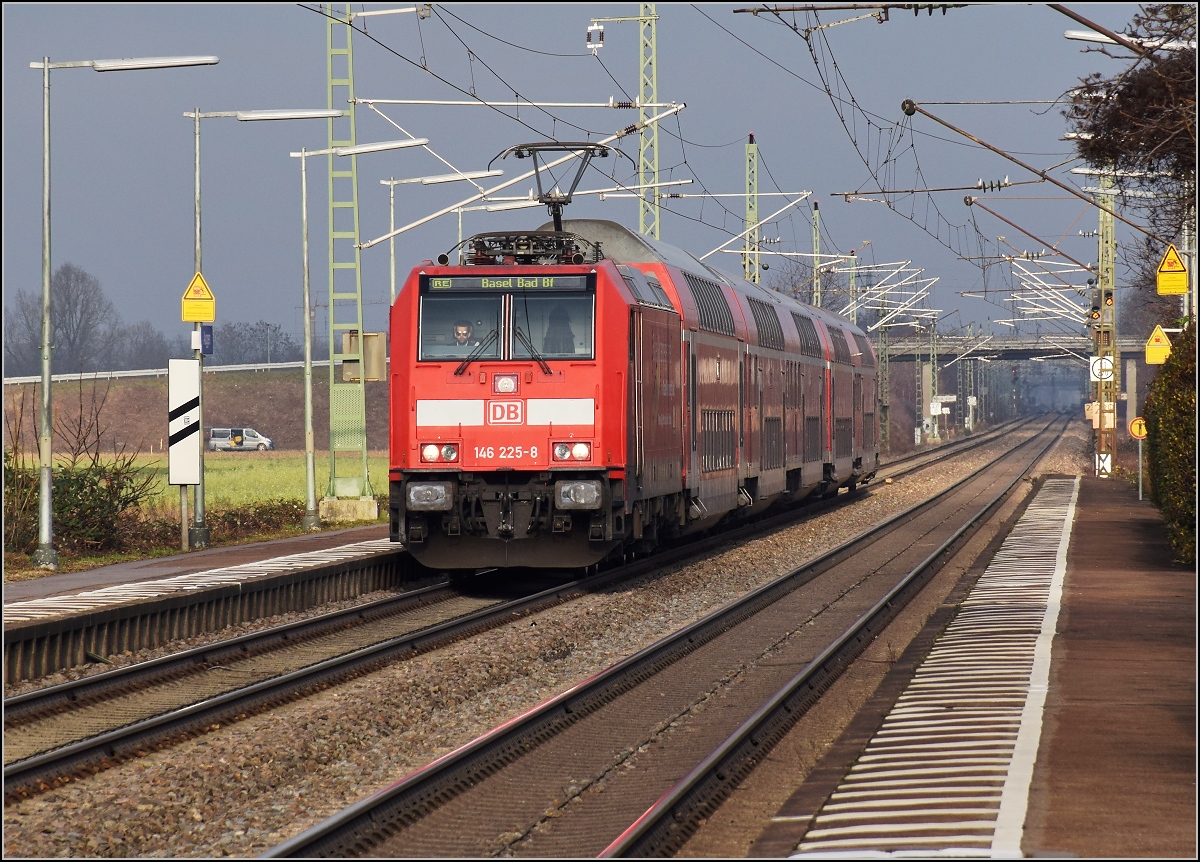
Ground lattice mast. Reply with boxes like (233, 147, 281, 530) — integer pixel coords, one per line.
(325, 5, 372, 500)
(743, 133, 759, 283)
(638, 4, 659, 238)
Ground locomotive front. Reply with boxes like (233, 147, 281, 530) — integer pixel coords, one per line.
(389, 231, 628, 569)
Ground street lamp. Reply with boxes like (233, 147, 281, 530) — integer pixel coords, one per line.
(381, 169, 505, 301)
(181, 107, 345, 547)
(30, 53, 218, 570)
(453, 200, 543, 247)
(291, 137, 428, 530)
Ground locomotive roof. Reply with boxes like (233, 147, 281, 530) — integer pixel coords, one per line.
(539, 219, 738, 283)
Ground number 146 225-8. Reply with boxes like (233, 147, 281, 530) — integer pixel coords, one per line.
(474, 445, 538, 459)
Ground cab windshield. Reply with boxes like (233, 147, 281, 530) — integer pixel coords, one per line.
(418, 278, 594, 361)
(418, 295, 502, 360)
(511, 294, 593, 359)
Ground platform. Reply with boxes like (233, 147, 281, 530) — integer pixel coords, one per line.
(754, 475, 1195, 858)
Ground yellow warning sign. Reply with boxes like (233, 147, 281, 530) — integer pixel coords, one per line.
(1145, 324, 1172, 365)
(182, 272, 216, 322)
(1129, 416, 1147, 440)
(1156, 244, 1188, 295)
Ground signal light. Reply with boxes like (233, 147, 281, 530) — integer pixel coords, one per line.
(1103, 289, 1114, 307)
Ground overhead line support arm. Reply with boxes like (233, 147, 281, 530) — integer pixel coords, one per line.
(901, 100, 1171, 246)
(964, 197, 1096, 276)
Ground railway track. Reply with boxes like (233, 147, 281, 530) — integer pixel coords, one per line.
(261, 416, 1067, 857)
(1, 417, 1043, 805)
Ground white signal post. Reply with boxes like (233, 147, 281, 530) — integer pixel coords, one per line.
(168, 359, 202, 550)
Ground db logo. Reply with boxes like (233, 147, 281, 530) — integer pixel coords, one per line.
(487, 400, 523, 424)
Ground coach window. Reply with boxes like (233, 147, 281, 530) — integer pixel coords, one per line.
(511, 294, 595, 359)
(418, 295, 502, 360)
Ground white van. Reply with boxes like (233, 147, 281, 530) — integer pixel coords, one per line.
(208, 427, 274, 452)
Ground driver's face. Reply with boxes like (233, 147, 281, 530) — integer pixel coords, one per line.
(454, 326, 471, 342)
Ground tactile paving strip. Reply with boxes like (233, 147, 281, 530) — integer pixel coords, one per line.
(787, 477, 1079, 857)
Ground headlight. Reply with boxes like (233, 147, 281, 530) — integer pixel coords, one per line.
(441, 444, 458, 462)
(555, 480, 603, 510)
(407, 482, 455, 511)
(553, 441, 592, 461)
(421, 444, 441, 462)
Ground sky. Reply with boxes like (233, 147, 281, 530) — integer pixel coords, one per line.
(3, 2, 1145, 355)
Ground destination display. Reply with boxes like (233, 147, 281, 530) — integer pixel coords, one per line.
(425, 274, 591, 291)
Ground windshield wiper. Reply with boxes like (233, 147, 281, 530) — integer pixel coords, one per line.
(454, 329, 499, 376)
(514, 327, 552, 375)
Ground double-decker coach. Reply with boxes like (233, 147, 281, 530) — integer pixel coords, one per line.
(389, 218, 877, 569)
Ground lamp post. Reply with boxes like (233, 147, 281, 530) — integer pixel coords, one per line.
(291, 137, 428, 529)
(453, 200, 543, 247)
(29, 53, 218, 570)
(380, 170, 503, 301)
(181, 108, 344, 547)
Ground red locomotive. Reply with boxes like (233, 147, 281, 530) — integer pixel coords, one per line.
(388, 217, 878, 569)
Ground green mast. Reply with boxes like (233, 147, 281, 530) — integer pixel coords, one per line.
(638, 4, 659, 238)
(744, 133, 759, 283)
(325, 5, 373, 507)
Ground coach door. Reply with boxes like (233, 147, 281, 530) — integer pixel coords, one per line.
(630, 308, 645, 484)
(853, 372, 863, 460)
(686, 334, 698, 494)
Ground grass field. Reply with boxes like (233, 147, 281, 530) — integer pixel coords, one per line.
(137, 450, 391, 514)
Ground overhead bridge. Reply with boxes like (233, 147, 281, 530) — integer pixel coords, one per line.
(882, 334, 1144, 362)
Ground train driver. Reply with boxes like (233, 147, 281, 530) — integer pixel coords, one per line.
(541, 307, 576, 355)
(453, 320, 481, 350)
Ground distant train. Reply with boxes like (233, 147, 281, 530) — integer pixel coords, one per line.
(388, 218, 878, 569)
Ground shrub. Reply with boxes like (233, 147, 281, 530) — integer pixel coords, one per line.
(4, 378, 162, 556)
(127, 499, 311, 551)
(3, 449, 40, 552)
(204, 498, 310, 543)
(1143, 321, 1196, 565)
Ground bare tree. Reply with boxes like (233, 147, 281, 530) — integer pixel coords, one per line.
(1063, 5, 1197, 277)
(2, 263, 123, 376)
(2, 290, 42, 377)
(210, 320, 301, 365)
(107, 320, 174, 370)
(50, 263, 120, 372)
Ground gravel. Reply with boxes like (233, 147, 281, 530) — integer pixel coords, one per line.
(3, 420, 1093, 858)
